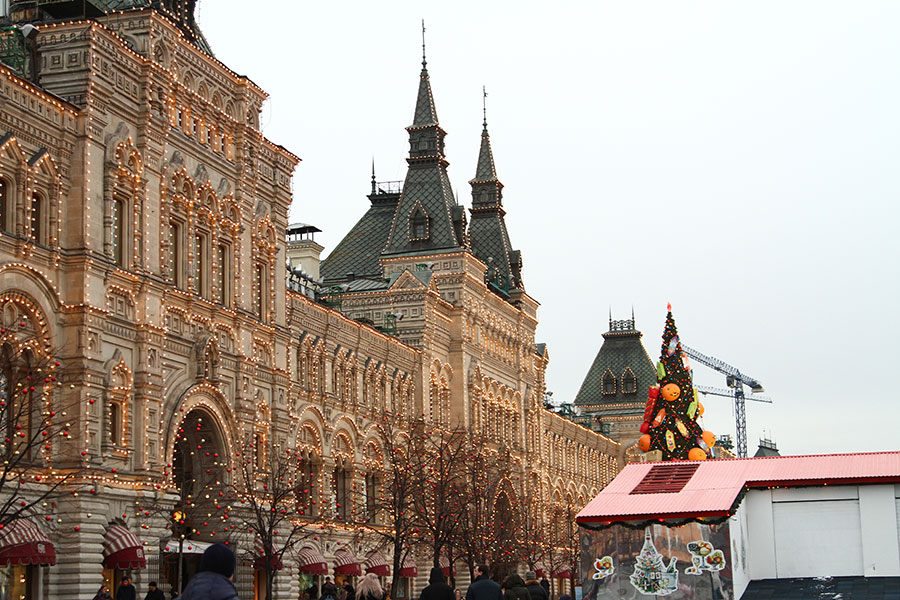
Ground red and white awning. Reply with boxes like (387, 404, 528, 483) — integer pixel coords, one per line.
(364, 551, 390, 577)
(102, 523, 146, 569)
(334, 548, 361, 576)
(253, 536, 283, 572)
(0, 519, 56, 566)
(297, 547, 328, 575)
(533, 562, 546, 578)
(398, 554, 417, 578)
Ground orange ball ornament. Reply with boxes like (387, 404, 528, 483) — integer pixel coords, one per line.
(638, 434, 652, 452)
(661, 383, 681, 401)
(702, 430, 716, 448)
(688, 447, 707, 461)
(697, 402, 705, 416)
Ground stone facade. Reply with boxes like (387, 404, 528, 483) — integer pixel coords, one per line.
(0, 4, 622, 599)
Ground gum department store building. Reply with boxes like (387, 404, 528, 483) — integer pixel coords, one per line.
(0, 1, 624, 599)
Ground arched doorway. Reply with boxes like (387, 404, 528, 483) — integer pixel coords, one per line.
(491, 491, 517, 579)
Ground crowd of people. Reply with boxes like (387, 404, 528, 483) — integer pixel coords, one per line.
(95, 545, 570, 600)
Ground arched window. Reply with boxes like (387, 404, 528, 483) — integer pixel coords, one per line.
(601, 369, 616, 395)
(29, 192, 43, 244)
(297, 452, 319, 517)
(0, 178, 10, 233)
(622, 368, 637, 394)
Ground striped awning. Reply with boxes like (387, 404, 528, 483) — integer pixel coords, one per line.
(334, 548, 361, 576)
(533, 562, 546, 578)
(0, 519, 56, 566)
(102, 523, 146, 569)
(364, 551, 390, 577)
(253, 536, 283, 572)
(398, 555, 417, 578)
(439, 555, 455, 577)
(552, 568, 571, 579)
(297, 547, 328, 575)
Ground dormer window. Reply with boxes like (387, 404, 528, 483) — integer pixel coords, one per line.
(602, 369, 616, 395)
(622, 368, 637, 394)
(409, 207, 429, 241)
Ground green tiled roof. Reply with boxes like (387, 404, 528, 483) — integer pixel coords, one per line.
(573, 320, 656, 410)
(320, 192, 399, 284)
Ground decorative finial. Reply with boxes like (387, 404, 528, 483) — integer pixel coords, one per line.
(609, 306, 612, 330)
(632, 305, 635, 324)
(482, 86, 488, 128)
(371, 158, 376, 194)
(421, 19, 427, 67)
(667, 302, 672, 312)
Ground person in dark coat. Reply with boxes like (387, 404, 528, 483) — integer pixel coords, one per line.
(145, 582, 166, 600)
(466, 565, 502, 600)
(117, 579, 137, 600)
(538, 579, 549, 599)
(420, 567, 454, 600)
(181, 542, 239, 600)
(500, 575, 530, 600)
(523, 572, 547, 600)
(322, 578, 339, 600)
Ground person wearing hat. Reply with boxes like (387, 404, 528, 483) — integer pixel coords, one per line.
(181, 543, 239, 600)
(144, 582, 166, 600)
(523, 572, 546, 600)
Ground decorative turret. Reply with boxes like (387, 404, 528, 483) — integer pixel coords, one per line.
(382, 27, 467, 257)
(467, 89, 523, 296)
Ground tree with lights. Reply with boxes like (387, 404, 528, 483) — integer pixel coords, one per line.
(410, 424, 468, 577)
(227, 435, 325, 600)
(0, 335, 79, 533)
(638, 305, 716, 461)
(351, 412, 426, 584)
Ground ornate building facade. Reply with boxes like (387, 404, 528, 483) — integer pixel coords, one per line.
(0, 2, 621, 599)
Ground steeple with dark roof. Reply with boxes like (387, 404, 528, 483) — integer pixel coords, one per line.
(382, 40, 467, 257)
(467, 92, 523, 294)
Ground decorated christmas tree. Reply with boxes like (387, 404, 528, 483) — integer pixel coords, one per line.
(638, 304, 717, 460)
(629, 529, 678, 596)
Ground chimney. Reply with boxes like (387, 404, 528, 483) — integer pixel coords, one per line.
(285, 223, 323, 280)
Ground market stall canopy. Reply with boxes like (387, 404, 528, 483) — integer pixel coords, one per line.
(439, 555, 455, 577)
(398, 554, 417, 578)
(334, 548, 361, 576)
(297, 547, 328, 575)
(102, 523, 146, 569)
(0, 518, 56, 566)
(576, 451, 900, 529)
(364, 551, 390, 576)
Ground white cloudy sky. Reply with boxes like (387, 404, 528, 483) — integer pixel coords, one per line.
(199, 1, 900, 456)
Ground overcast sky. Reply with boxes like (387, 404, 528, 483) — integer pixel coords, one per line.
(199, 1, 900, 456)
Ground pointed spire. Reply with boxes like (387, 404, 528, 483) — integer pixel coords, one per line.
(472, 87, 499, 183)
(411, 20, 439, 128)
(371, 158, 376, 194)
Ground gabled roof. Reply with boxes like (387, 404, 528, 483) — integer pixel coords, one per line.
(576, 451, 900, 529)
(321, 191, 399, 284)
(573, 318, 655, 412)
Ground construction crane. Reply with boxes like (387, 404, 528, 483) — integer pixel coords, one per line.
(682, 346, 767, 458)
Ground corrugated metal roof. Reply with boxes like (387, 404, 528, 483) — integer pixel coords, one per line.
(577, 451, 900, 526)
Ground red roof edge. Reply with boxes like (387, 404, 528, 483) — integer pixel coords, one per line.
(577, 509, 732, 526)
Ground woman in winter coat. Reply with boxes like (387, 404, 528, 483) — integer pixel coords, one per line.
(93, 586, 113, 600)
(419, 567, 455, 600)
(356, 574, 386, 600)
(500, 575, 530, 600)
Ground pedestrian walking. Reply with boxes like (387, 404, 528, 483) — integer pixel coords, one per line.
(117, 579, 137, 600)
(356, 573, 386, 600)
(145, 582, 166, 600)
(500, 575, 530, 600)
(420, 568, 454, 600)
(322, 577, 339, 600)
(523, 572, 547, 600)
(466, 565, 502, 600)
(93, 586, 112, 600)
(180, 542, 239, 600)
(538, 579, 549, 599)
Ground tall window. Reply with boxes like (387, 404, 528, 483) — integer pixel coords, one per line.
(29, 192, 42, 244)
(410, 209, 428, 240)
(112, 196, 126, 266)
(298, 456, 318, 517)
(169, 220, 183, 288)
(334, 464, 351, 520)
(109, 402, 121, 445)
(365, 471, 380, 524)
(195, 231, 209, 298)
(255, 263, 268, 320)
(0, 178, 9, 233)
(216, 243, 231, 306)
